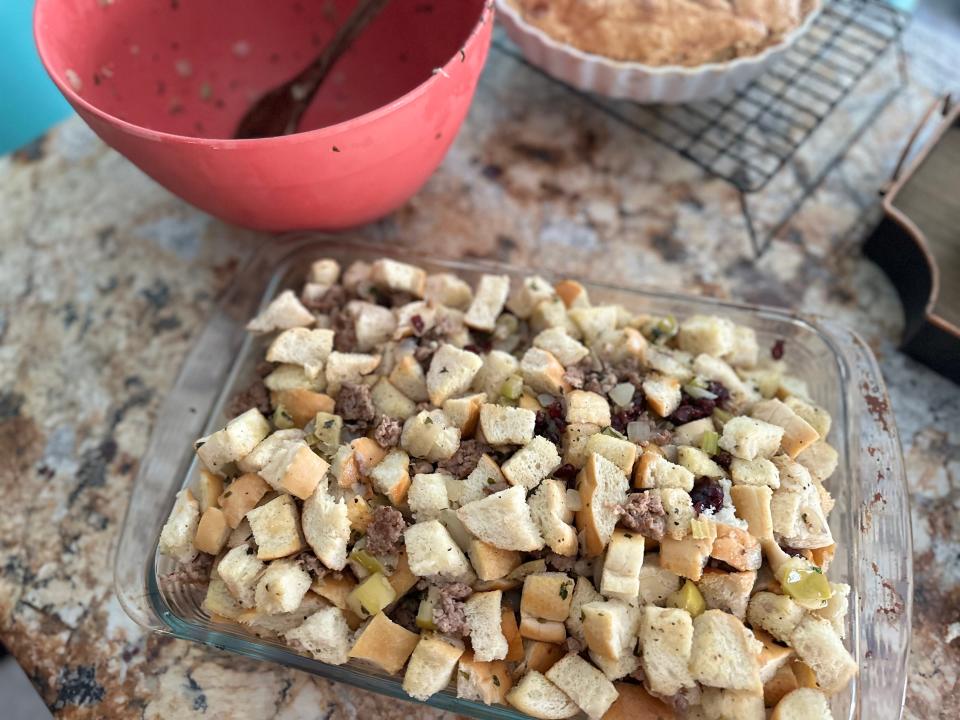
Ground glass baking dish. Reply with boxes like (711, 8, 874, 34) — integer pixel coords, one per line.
(115, 236, 912, 720)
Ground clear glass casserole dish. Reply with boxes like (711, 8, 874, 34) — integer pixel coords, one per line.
(115, 236, 912, 720)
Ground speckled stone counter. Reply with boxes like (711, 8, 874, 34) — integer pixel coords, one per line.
(2, 18, 959, 720)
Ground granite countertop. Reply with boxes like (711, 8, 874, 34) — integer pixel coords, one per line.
(2, 12, 959, 720)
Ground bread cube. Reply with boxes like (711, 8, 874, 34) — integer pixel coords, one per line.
(788, 616, 857, 695)
(158, 489, 200, 564)
(689, 610, 762, 693)
(582, 599, 640, 661)
(796, 441, 839, 483)
(469, 539, 521, 581)
(369, 376, 417, 420)
(719, 416, 784, 460)
(529, 478, 577, 556)
(604, 683, 675, 720)
(302, 486, 350, 571)
(562, 422, 601, 468)
(697, 569, 756, 620)
(404, 520, 473, 581)
(565, 390, 611, 427)
(260, 441, 329, 500)
(389, 354, 429, 402)
(519, 614, 567, 644)
(369, 258, 426, 297)
(711, 523, 762, 571)
(576, 453, 629, 556)
(368, 448, 411, 505)
(285, 606, 352, 665)
(533, 327, 589, 366)
(216, 544, 264, 607)
(239, 430, 307, 477)
(531, 297, 578, 337)
(465, 590, 508, 662)
(196, 470, 225, 512)
(457, 453, 506, 506)
(564, 576, 604, 644)
(403, 634, 465, 701)
(506, 670, 579, 720)
(424, 272, 473, 310)
(521, 348, 570, 396)
(653, 487, 694, 540)
(677, 315, 735, 357)
(646, 346, 695, 383)
(218, 472, 272, 528)
(729, 484, 774, 542)
(771, 688, 833, 720)
(638, 606, 696, 696)
(584, 433, 637, 476)
(479, 404, 536, 446)
(307, 258, 340, 285)
(569, 306, 619, 345)
(324, 352, 381, 396)
(502, 436, 562, 490)
(442, 392, 486, 437)
(264, 363, 325, 393)
(265, 328, 334, 379)
(255, 558, 311, 614)
(693, 353, 757, 405)
(600, 528, 646, 601)
(701, 687, 764, 720)
(643, 372, 682, 418)
(507, 275, 556, 318)
(521, 572, 575, 622)
(456, 653, 513, 706)
(458, 485, 545, 552)
(635, 453, 695, 492)
(465, 274, 510, 332)
(349, 611, 420, 674)
(341, 259, 371, 291)
(246, 290, 314, 333)
(202, 576, 245, 621)
(471, 350, 520, 398)
(658, 534, 713, 581)
(750, 399, 820, 459)
(427, 344, 483, 405)
(747, 592, 805, 643)
(408, 471, 452, 521)
(400, 410, 461, 462)
(637, 558, 683, 606)
(814, 582, 850, 638)
(784, 396, 831, 438)
(194, 506, 231, 555)
(730, 457, 780, 488)
(545, 653, 619, 720)
(672, 417, 716, 447)
(347, 301, 397, 352)
(246, 494, 304, 560)
(726, 325, 759, 368)
(677, 446, 725, 479)
(196, 408, 271, 475)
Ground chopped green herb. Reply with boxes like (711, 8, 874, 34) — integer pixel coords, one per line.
(424, 416, 434, 425)
(323, 419, 335, 429)
(222, 490, 232, 498)
(492, 675, 501, 687)
(601, 426, 627, 441)
(559, 583, 569, 600)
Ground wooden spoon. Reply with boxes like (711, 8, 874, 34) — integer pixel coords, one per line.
(235, 0, 390, 139)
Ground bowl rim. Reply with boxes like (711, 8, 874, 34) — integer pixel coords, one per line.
(33, 0, 494, 147)
(494, 0, 821, 78)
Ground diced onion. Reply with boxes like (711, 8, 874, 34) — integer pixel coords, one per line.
(608, 382, 635, 408)
(627, 420, 653, 443)
(683, 383, 718, 400)
(538, 393, 556, 407)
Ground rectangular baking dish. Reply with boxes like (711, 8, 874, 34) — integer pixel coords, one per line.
(114, 236, 912, 720)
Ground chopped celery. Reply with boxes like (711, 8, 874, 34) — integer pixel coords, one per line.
(776, 558, 833, 607)
(711, 408, 733, 426)
(349, 548, 386, 576)
(652, 315, 678, 343)
(346, 572, 396, 618)
(668, 580, 706, 617)
(601, 426, 627, 441)
(272, 405, 295, 430)
(500, 374, 524, 401)
(700, 430, 720, 455)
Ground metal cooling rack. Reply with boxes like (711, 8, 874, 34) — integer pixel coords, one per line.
(493, 0, 910, 254)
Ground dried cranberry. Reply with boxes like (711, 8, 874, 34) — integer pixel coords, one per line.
(468, 331, 493, 353)
(554, 464, 578, 482)
(410, 314, 425, 336)
(535, 410, 564, 446)
(706, 381, 730, 407)
(669, 394, 716, 424)
(463, 343, 482, 355)
(713, 450, 733, 470)
(771, 339, 786, 360)
(547, 401, 565, 421)
(690, 478, 724, 515)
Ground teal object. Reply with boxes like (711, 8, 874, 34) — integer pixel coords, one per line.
(0, 1, 73, 154)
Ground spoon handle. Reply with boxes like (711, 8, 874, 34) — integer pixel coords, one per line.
(284, 0, 391, 133)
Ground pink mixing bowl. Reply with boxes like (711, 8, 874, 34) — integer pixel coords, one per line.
(34, 0, 493, 231)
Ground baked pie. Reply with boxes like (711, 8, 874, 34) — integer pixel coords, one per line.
(510, 0, 820, 67)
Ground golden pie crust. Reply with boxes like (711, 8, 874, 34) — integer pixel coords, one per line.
(511, 0, 819, 67)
